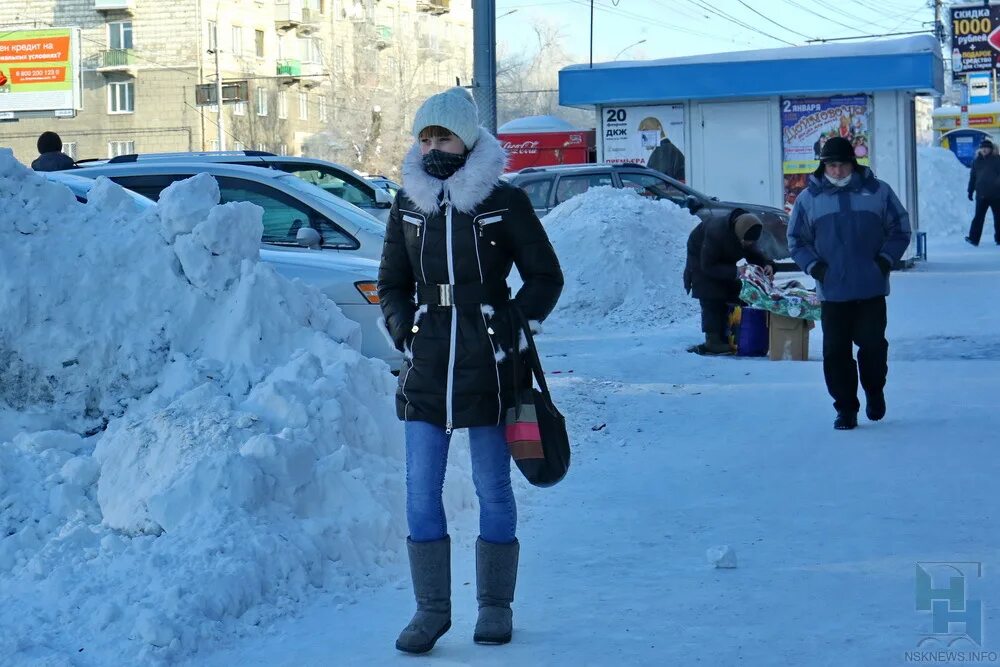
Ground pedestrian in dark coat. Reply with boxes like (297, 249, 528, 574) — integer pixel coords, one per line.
(30, 132, 77, 172)
(788, 136, 911, 430)
(378, 86, 563, 655)
(965, 138, 1000, 246)
(647, 136, 685, 181)
(684, 211, 775, 355)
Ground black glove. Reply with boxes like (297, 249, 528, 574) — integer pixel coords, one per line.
(969, 192, 975, 201)
(809, 261, 828, 283)
(875, 255, 891, 277)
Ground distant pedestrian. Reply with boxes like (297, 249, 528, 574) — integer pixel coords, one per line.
(30, 132, 77, 172)
(788, 136, 912, 431)
(965, 138, 1000, 246)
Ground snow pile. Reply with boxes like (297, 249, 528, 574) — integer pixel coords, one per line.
(917, 146, 973, 237)
(540, 187, 699, 329)
(0, 151, 473, 664)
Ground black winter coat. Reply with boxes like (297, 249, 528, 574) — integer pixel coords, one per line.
(968, 152, 1000, 200)
(646, 138, 685, 181)
(31, 151, 77, 172)
(378, 130, 563, 431)
(684, 212, 774, 301)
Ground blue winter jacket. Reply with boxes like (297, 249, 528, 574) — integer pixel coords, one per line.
(787, 167, 911, 303)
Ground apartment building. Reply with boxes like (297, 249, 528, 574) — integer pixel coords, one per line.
(0, 0, 472, 173)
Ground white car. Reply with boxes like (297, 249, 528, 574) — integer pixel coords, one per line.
(72, 162, 387, 261)
(74, 151, 395, 223)
(43, 171, 401, 369)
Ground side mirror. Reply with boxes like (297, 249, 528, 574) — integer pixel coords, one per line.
(296, 226, 322, 249)
(685, 195, 704, 214)
(374, 187, 393, 207)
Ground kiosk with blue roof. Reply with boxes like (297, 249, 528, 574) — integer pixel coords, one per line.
(558, 36, 944, 250)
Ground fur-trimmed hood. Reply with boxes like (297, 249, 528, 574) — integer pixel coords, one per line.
(401, 128, 508, 215)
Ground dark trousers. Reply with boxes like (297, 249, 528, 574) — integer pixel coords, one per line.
(968, 197, 1000, 245)
(821, 297, 888, 414)
(699, 298, 729, 337)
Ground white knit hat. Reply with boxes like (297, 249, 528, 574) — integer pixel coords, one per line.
(412, 87, 480, 150)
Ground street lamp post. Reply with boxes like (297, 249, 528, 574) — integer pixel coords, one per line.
(614, 39, 646, 61)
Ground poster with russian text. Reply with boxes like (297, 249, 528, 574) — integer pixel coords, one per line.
(0, 29, 81, 116)
(601, 104, 686, 181)
(780, 95, 872, 212)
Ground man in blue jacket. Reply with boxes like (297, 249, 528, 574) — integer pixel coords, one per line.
(787, 136, 912, 430)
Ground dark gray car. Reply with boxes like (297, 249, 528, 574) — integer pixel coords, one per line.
(505, 163, 791, 260)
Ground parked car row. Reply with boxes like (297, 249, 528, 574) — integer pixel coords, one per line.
(43, 149, 790, 373)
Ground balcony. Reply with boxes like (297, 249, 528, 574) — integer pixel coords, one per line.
(416, 0, 449, 15)
(296, 7, 321, 35)
(374, 25, 392, 50)
(275, 0, 303, 31)
(299, 62, 326, 88)
(97, 49, 137, 75)
(94, 0, 135, 10)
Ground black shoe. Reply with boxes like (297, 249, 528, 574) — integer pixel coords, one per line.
(965, 237, 979, 247)
(865, 391, 886, 422)
(834, 412, 858, 430)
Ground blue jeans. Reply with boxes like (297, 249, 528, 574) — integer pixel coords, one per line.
(405, 420, 517, 544)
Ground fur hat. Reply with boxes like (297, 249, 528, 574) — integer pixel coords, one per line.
(412, 87, 480, 150)
(981, 138, 994, 150)
(734, 213, 763, 243)
(819, 136, 857, 165)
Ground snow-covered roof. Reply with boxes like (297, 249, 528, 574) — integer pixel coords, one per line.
(560, 35, 944, 107)
(498, 115, 581, 133)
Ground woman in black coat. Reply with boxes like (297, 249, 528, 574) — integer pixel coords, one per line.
(377, 87, 563, 654)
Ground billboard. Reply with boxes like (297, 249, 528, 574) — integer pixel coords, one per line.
(780, 95, 873, 212)
(600, 104, 686, 181)
(0, 28, 82, 117)
(950, 4, 1000, 81)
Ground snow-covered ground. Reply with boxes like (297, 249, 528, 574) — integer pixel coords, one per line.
(3, 145, 998, 666)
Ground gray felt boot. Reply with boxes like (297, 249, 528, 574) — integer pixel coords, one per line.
(473, 537, 519, 645)
(395, 536, 452, 654)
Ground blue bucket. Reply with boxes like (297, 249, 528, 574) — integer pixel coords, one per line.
(737, 307, 768, 357)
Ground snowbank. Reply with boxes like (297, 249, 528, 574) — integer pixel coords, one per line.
(0, 150, 473, 664)
(917, 146, 973, 238)
(540, 187, 699, 329)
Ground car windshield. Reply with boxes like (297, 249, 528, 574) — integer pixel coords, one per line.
(275, 173, 386, 234)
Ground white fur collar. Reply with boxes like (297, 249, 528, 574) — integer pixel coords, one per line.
(401, 128, 508, 215)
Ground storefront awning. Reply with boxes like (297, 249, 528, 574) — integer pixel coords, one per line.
(559, 35, 944, 107)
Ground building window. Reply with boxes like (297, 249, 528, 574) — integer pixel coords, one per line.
(255, 29, 265, 58)
(334, 45, 344, 70)
(207, 21, 218, 51)
(107, 140, 135, 158)
(62, 142, 77, 159)
(257, 143, 268, 152)
(108, 81, 135, 113)
(108, 21, 133, 50)
(256, 87, 268, 116)
(279, 144, 288, 156)
(233, 101, 247, 116)
(278, 91, 288, 119)
(210, 139, 219, 151)
(234, 141, 245, 151)
(319, 96, 328, 123)
(298, 92, 308, 120)
(232, 26, 244, 55)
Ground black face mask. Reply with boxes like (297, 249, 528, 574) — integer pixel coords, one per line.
(422, 149, 467, 180)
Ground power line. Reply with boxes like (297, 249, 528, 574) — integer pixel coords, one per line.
(735, 0, 817, 41)
(806, 28, 932, 43)
(682, 0, 798, 46)
(777, 0, 871, 36)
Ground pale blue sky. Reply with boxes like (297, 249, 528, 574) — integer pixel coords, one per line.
(495, 0, 935, 63)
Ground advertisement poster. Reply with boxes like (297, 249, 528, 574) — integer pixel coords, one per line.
(601, 104, 686, 181)
(0, 29, 81, 115)
(780, 95, 872, 212)
(950, 4, 1000, 81)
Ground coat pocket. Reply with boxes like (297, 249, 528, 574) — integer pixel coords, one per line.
(474, 210, 507, 237)
(401, 211, 425, 237)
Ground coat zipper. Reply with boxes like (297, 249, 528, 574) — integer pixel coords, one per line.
(472, 220, 503, 425)
(445, 200, 457, 434)
(477, 215, 503, 237)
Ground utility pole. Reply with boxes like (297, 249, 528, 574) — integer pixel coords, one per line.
(213, 41, 226, 151)
(472, 0, 497, 135)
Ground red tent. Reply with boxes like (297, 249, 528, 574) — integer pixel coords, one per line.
(498, 116, 596, 172)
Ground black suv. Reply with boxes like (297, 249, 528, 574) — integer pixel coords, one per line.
(505, 163, 790, 260)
